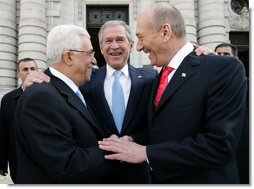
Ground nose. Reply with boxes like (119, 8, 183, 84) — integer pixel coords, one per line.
(91, 56, 97, 64)
(110, 41, 120, 49)
(136, 39, 143, 52)
(26, 68, 33, 74)
(91, 57, 98, 67)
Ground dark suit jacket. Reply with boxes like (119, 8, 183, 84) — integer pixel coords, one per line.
(81, 64, 157, 183)
(146, 51, 247, 184)
(236, 77, 249, 184)
(0, 87, 23, 183)
(14, 68, 118, 184)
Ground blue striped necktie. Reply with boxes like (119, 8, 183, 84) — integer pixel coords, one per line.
(112, 71, 125, 133)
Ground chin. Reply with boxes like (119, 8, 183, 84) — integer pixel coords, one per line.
(150, 61, 156, 66)
(86, 77, 91, 82)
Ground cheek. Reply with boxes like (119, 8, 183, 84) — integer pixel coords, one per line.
(100, 46, 108, 55)
(84, 64, 91, 74)
(85, 68, 92, 80)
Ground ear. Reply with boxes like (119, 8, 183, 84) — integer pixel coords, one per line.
(100, 45, 104, 55)
(62, 51, 73, 66)
(161, 24, 171, 40)
(129, 41, 134, 53)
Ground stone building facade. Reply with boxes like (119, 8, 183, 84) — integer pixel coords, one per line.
(0, 0, 249, 98)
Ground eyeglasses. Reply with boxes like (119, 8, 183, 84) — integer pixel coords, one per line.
(69, 49, 95, 57)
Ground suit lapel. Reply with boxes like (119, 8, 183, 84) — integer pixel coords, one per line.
(90, 67, 118, 133)
(45, 69, 103, 135)
(122, 65, 144, 132)
(155, 52, 200, 111)
(13, 87, 23, 99)
(148, 71, 161, 120)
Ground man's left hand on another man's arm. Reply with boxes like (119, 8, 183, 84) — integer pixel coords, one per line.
(98, 135, 147, 164)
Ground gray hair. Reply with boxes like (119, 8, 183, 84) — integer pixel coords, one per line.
(98, 20, 134, 45)
(151, 3, 186, 38)
(47, 24, 90, 64)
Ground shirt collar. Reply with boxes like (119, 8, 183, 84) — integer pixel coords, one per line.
(106, 63, 129, 79)
(49, 67, 79, 93)
(167, 41, 194, 70)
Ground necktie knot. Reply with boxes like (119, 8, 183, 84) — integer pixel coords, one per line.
(162, 67, 174, 78)
(154, 66, 174, 110)
(114, 70, 122, 79)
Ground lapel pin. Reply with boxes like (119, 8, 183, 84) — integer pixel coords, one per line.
(181, 73, 186, 77)
(138, 75, 142, 79)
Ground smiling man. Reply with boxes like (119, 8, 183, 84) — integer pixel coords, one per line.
(98, 3, 247, 184)
(81, 20, 157, 183)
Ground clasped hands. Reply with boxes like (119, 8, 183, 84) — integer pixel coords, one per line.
(98, 134, 147, 164)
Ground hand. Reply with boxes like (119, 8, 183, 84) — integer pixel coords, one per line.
(23, 70, 50, 90)
(106, 134, 133, 142)
(195, 45, 215, 56)
(98, 137, 147, 164)
(119, 135, 134, 142)
(0, 169, 7, 176)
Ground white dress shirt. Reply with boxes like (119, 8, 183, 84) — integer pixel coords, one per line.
(104, 64, 131, 112)
(166, 41, 194, 82)
(49, 67, 81, 96)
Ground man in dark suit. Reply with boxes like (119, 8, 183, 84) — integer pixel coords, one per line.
(98, 3, 247, 184)
(81, 20, 157, 183)
(0, 58, 38, 183)
(14, 25, 118, 184)
(215, 43, 249, 184)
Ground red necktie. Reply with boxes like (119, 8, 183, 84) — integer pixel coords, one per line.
(154, 67, 174, 109)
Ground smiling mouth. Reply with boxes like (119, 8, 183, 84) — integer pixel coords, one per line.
(144, 49, 150, 53)
(110, 52, 122, 56)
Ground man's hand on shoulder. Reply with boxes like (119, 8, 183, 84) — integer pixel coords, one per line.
(195, 45, 215, 56)
(22, 70, 50, 90)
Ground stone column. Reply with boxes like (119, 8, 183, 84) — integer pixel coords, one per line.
(19, 0, 47, 71)
(61, 0, 75, 24)
(170, 0, 197, 44)
(198, 0, 226, 49)
(0, 0, 17, 90)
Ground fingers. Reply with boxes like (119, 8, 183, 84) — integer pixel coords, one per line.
(99, 139, 122, 152)
(104, 153, 123, 161)
(108, 134, 118, 139)
(37, 70, 51, 82)
(120, 135, 133, 142)
(99, 137, 131, 156)
(195, 45, 215, 56)
(23, 71, 50, 90)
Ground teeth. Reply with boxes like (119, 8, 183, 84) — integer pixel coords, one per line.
(110, 52, 121, 56)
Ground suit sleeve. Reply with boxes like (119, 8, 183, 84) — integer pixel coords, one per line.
(0, 96, 8, 172)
